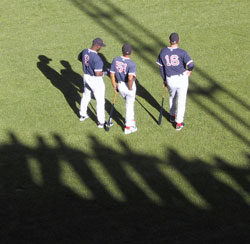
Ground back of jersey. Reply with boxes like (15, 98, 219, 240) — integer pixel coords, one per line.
(157, 47, 192, 77)
(110, 56, 136, 82)
(80, 49, 103, 76)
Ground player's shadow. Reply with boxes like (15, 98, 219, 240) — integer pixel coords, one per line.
(37, 55, 81, 118)
(136, 78, 171, 124)
(98, 53, 111, 72)
(105, 98, 125, 130)
(60, 60, 84, 93)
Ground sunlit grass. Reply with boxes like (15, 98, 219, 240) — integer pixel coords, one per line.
(1, 0, 250, 242)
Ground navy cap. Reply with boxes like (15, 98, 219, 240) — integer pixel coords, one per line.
(122, 43, 132, 55)
(169, 33, 179, 44)
(92, 38, 106, 47)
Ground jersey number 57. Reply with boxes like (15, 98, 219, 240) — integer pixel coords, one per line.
(116, 61, 127, 74)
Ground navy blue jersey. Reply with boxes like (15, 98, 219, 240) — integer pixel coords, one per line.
(156, 47, 193, 77)
(79, 49, 104, 76)
(110, 56, 136, 82)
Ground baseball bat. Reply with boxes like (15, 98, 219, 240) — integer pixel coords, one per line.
(105, 92, 118, 131)
(158, 86, 166, 125)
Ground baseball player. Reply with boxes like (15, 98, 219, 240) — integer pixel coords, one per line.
(78, 38, 107, 128)
(109, 43, 137, 134)
(156, 33, 194, 131)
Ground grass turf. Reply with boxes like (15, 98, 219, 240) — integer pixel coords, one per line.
(0, 0, 250, 243)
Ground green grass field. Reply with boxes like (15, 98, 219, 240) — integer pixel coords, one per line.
(1, 0, 250, 243)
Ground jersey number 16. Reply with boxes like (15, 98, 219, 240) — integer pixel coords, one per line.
(165, 55, 180, 66)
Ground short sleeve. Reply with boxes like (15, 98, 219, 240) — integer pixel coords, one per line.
(128, 62, 136, 76)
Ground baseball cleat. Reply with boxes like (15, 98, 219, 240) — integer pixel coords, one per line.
(79, 115, 89, 122)
(104, 122, 114, 131)
(124, 126, 137, 135)
(106, 122, 114, 127)
(97, 122, 105, 128)
(176, 122, 184, 131)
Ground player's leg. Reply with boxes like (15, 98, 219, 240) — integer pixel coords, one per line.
(79, 75, 92, 119)
(175, 74, 189, 124)
(166, 77, 177, 117)
(117, 81, 126, 99)
(124, 83, 137, 134)
(92, 77, 105, 125)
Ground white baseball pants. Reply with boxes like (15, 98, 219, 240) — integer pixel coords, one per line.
(118, 81, 136, 127)
(166, 72, 189, 124)
(80, 74, 105, 124)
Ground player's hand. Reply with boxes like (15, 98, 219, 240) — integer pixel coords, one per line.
(186, 71, 192, 77)
(103, 68, 111, 77)
(163, 81, 167, 88)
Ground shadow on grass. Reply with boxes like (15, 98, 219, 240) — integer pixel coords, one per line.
(1, 132, 250, 243)
(189, 66, 250, 147)
(37, 55, 82, 118)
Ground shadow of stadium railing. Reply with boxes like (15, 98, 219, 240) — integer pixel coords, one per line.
(69, 0, 250, 146)
(1, 133, 250, 243)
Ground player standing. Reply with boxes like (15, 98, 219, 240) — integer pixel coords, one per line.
(78, 38, 107, 128)
(156, 33, 194, 131)
(109, 43, 137, 134)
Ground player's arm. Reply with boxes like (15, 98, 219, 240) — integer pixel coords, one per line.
(186, 60, 194, 77)
(127, 62, 136, 90)
(110, 60, 118, 92)
(184, 52, 194, 77)
(110, 72, 118, 92)
(156, 52, 166, 85)
(156, 63, 167, 87)
(128, 74, 134, 90)
(95, 70, 104, 76)
(159, 65, 166, 82)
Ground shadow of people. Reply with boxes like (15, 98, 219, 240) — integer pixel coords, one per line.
(136, 78, 170, 124)
(60, 60, 84, 93)
(105, 98, 125, 130)
(98, 53, 111, 72)
(37, 55, 81, 117)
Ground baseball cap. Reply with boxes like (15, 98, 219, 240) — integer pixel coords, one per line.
(92, 38, 106, 47)
(169, 33, 179, 43)
(122, 43, 132, 55)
